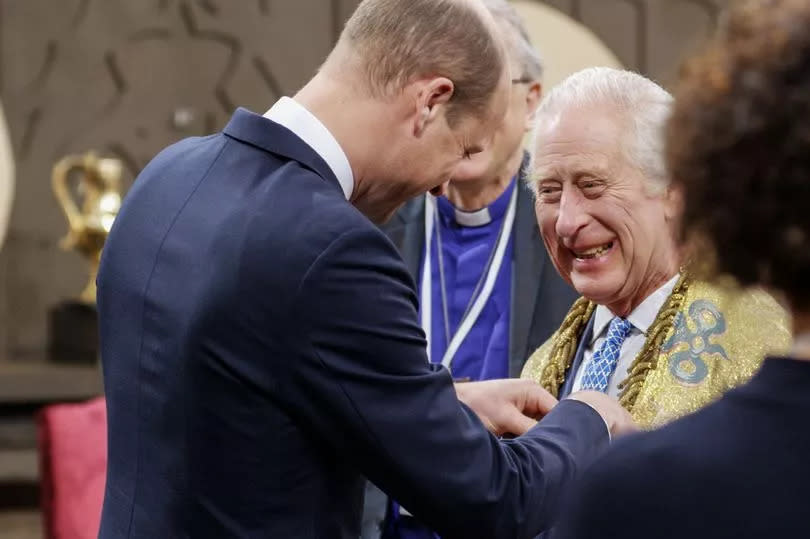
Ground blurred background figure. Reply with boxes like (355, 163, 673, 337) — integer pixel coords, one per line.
(371, 2, 577, 537)
(554, 0, 810, 537)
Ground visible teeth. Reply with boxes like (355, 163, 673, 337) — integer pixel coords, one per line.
(574, 242, 612, 259)
(580, 246, 604, 256)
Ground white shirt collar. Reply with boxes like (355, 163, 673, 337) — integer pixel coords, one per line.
(590, 274, 680, 343)
(263, 97, 354, 200)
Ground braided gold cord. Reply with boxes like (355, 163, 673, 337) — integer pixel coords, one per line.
(539, 298, 595, 398)
(617, 273, 692, 411)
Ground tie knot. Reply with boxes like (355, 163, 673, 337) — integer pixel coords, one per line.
(608, 317, 632, 339)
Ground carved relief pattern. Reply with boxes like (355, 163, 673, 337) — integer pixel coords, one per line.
(0, 0, 726, 357)
(0, 0, 345, 356)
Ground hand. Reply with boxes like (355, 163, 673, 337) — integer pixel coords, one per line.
(565, 391, 637, 437)
(455, 379, 558, 437)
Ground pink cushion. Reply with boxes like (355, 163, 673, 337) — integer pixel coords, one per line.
(38, 397, 107, 539)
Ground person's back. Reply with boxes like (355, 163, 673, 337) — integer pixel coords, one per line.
(98, 122, 384, 536)
(554, 357, 810, 538)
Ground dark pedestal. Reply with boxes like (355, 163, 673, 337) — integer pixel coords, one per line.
(47, 302, 98, 365)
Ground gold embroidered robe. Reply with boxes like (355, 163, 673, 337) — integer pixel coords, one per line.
(521, 279, 791, 428)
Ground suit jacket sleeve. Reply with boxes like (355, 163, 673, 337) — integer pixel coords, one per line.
(554, 439, 666, 539)
(278, 226, 609, 539)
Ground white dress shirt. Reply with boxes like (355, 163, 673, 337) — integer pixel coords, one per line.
(571, 274, 680, 398)
(263, 97, 354, 200)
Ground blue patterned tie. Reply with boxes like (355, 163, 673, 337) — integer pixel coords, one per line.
(580, 317, 633, 393)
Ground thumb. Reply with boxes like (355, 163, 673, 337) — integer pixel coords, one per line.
(522, 387, 559, 419)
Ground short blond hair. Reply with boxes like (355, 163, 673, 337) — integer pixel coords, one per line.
(341, 0, 506, 124)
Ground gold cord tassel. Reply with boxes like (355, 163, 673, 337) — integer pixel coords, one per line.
(617, 273, 691, 412)
(539, 298, 595, 397)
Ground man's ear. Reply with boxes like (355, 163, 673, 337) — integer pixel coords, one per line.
(414, 77, 454, 136)
(525, 82, 542, 131)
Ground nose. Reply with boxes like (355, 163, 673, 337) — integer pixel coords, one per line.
(555, 187, 587, 240)
(451, 151, 490, 183)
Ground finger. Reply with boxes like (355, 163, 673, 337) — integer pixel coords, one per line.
(497, 408, 538, 437)
(518, 382, 558, 418)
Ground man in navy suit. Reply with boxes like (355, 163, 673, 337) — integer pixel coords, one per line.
(97, 1, 633, 537)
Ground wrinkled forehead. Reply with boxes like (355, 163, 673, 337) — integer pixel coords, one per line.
(492, 63, 514, 118)
(490, 21, 524, 75)
(531, 106, 628, 176)
(466, 68, 512, 143)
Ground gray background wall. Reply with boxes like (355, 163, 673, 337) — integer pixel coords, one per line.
(0, 0, 726, 363)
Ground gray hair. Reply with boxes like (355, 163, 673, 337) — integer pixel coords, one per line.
(483, 0, 544, 81)
(530, 67, 673, 192)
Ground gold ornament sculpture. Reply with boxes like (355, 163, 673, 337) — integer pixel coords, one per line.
(52, 152, 123, 304)
(48, 151, 123, 364)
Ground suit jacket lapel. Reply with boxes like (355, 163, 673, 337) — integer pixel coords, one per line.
(509, 156, 545, 376)
(560, 315, 595, 398)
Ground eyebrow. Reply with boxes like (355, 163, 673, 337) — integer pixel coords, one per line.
(533, 161, 611, 182)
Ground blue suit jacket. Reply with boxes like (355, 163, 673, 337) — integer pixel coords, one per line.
(97, 108, 609, 539)
(554, 356, 810, 539)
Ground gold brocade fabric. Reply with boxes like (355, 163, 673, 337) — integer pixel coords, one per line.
(521, 280, 791, 428)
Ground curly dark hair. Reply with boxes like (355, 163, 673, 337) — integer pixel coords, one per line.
(667, 0, 810, 309)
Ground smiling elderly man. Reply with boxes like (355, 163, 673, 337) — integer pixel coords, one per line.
(522, 67, 790, 428)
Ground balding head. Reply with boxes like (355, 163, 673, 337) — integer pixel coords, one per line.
(295, 0, 511, 223)
(335, 0, 508, 126)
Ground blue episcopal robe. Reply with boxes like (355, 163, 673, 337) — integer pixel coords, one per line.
(386, 177, 516, 539)
(425, 178, 516, 380)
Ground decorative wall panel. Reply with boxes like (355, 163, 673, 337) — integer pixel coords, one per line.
(0, 0, 727, 359)
(0, 0, 349, 356)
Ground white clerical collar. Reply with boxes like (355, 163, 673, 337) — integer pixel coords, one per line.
(453, 207, 492, 227)
(437, 177, 517, 227)
(263, 97, 354, 200)
(591, 273, 680, 343)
